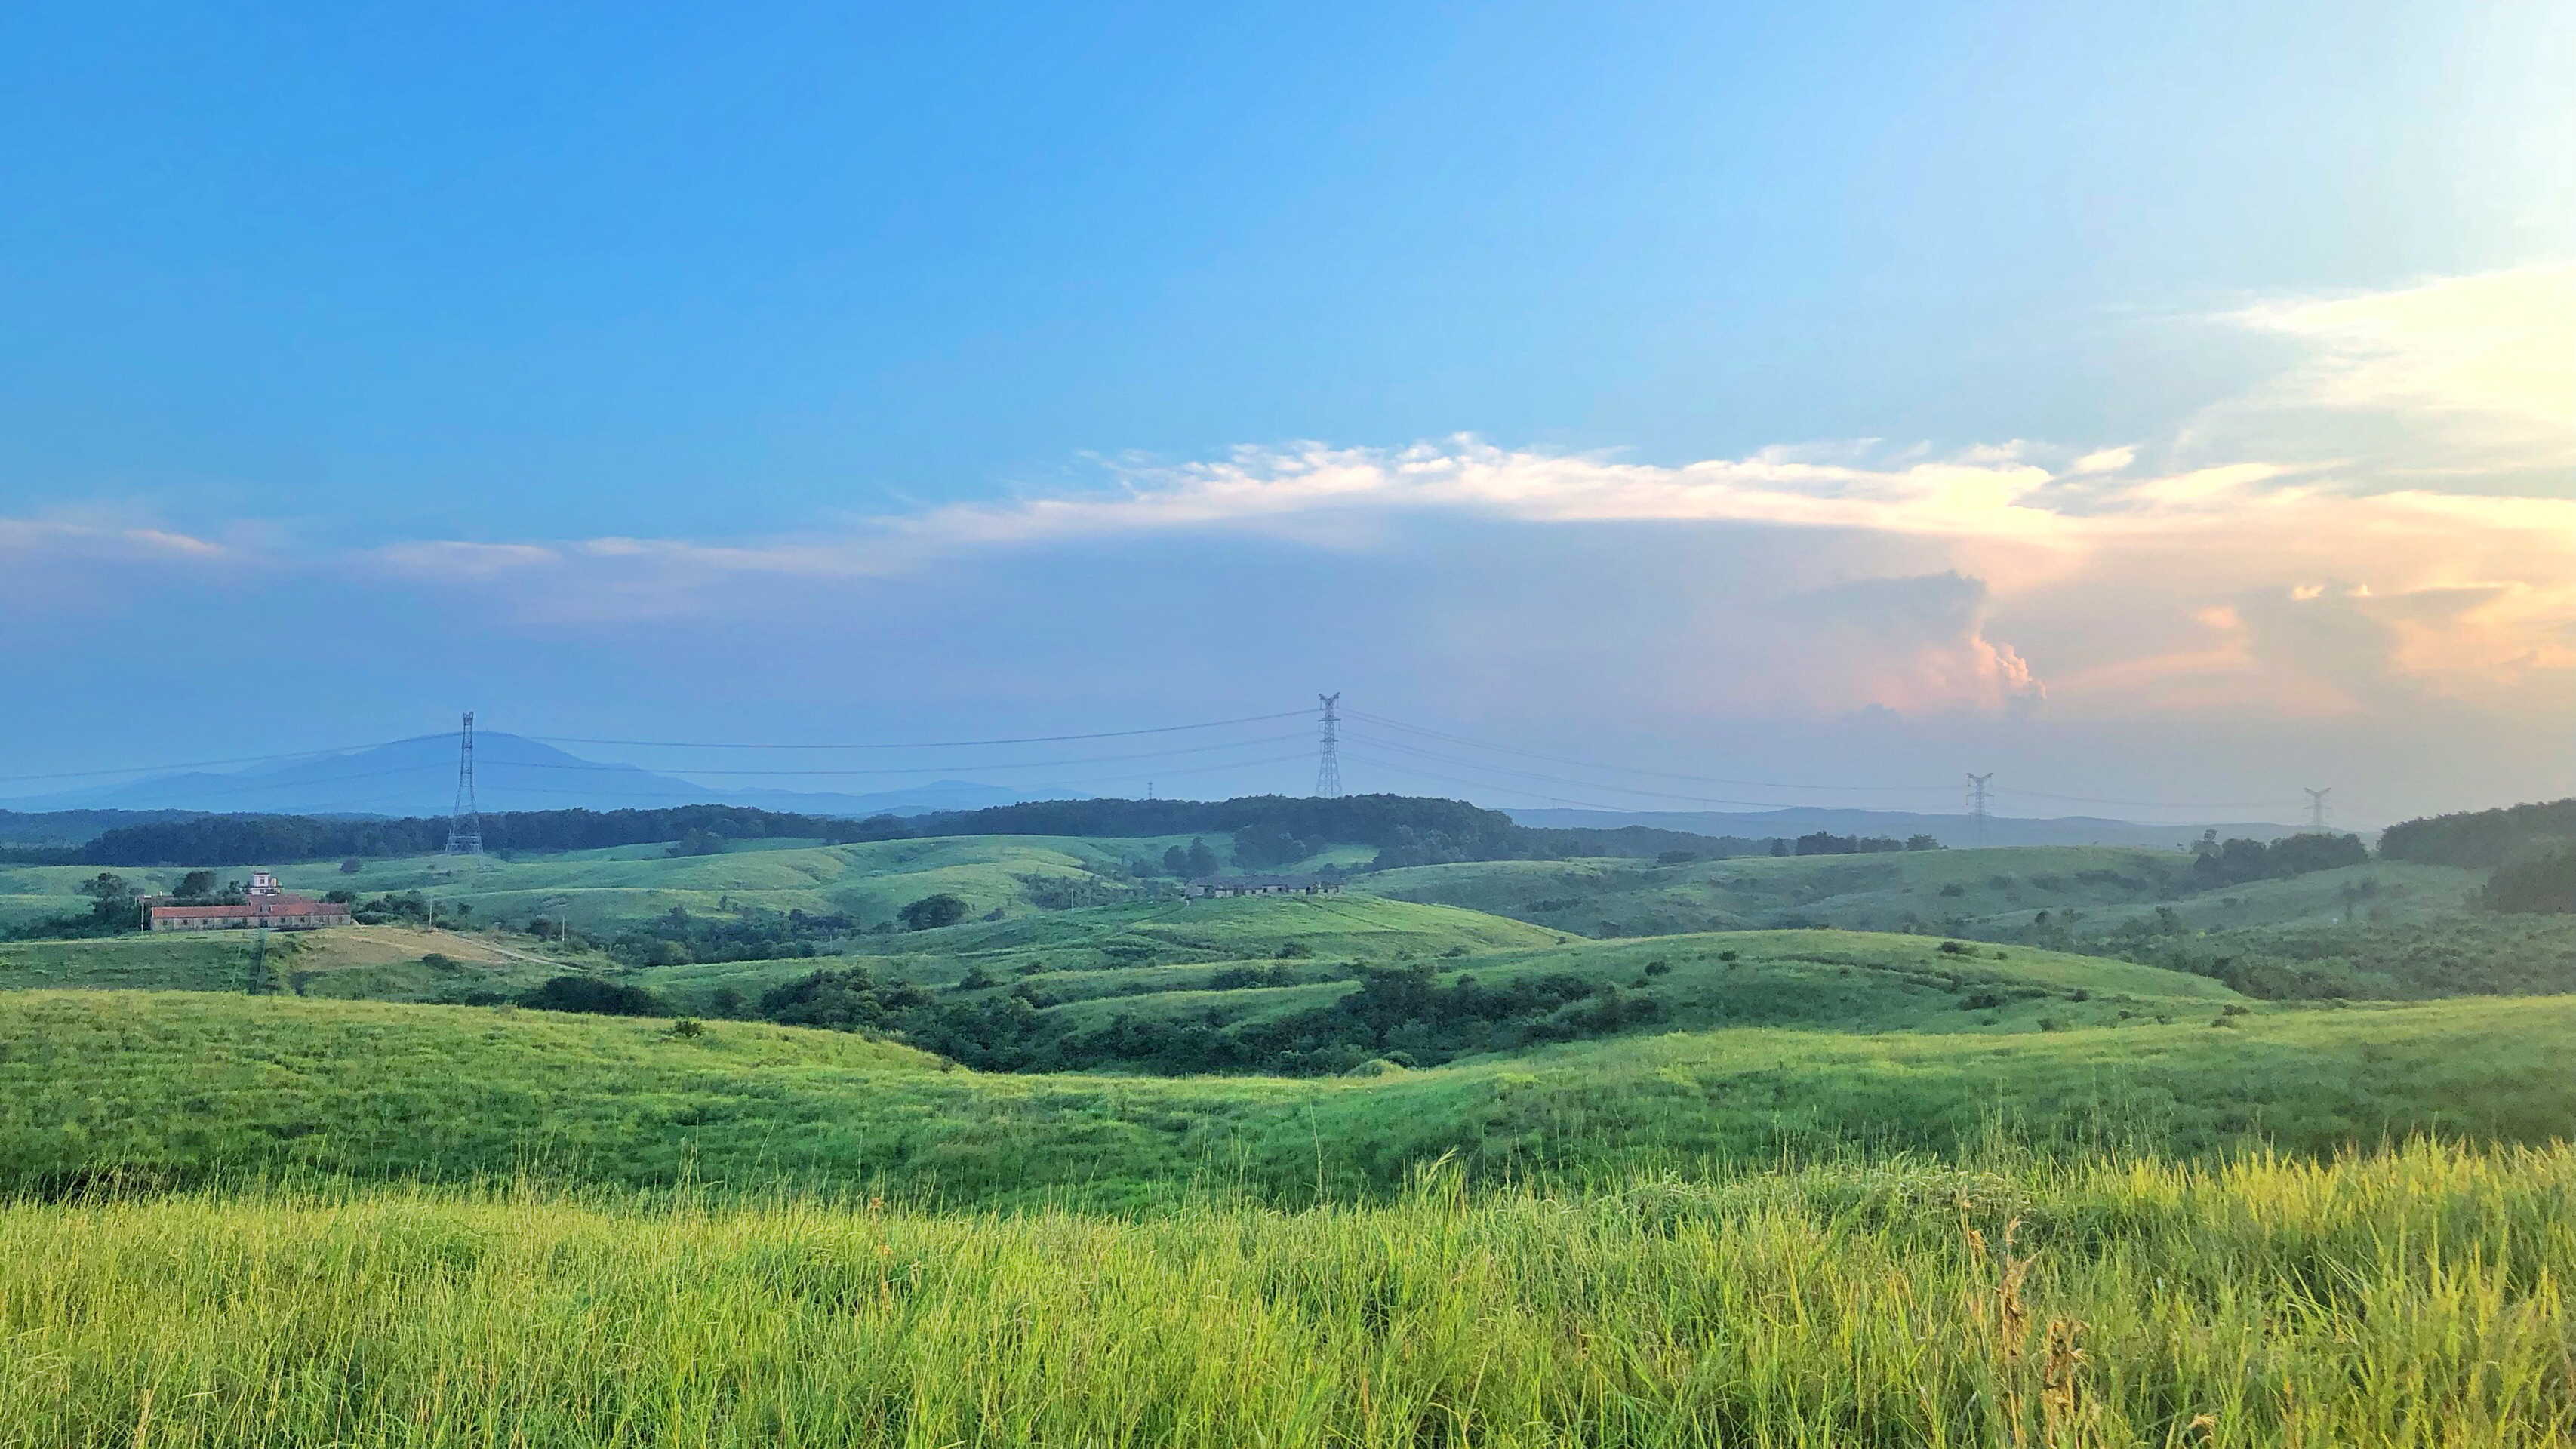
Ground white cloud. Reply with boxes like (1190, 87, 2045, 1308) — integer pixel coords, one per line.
(2200, 261, 2576, 482)
(7, 263, 2571, 728)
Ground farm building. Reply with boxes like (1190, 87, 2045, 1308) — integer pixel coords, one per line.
(1186, 874, 1343, 899)
(147, 870, 352, 932)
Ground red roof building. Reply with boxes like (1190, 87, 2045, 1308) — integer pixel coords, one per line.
(146, 874, 351, 932)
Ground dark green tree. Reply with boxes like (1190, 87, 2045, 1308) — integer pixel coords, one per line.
(899, 893, 971, 931)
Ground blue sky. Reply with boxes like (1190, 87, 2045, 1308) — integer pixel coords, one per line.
(3, 1, 2571, 823)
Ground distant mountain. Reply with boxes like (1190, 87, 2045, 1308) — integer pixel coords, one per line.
(1503, 807, 2304, 851)
(0, 808, 206, 846)
(0, 733, 1034, 818)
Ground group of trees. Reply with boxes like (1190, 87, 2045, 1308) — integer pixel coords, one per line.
(1783, 832, 1933, 857)
(516, 955, 1670, 1077)
(2187, 830, 2370, 888)
(596, 903, 860, 968)
(2483, 850, 2576, 915)
(2377, 798, 2576, 869)
(18, 794, 1775, 872)
(34, 804, 903, 868)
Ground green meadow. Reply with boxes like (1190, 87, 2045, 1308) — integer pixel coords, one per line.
(8, 1142, 2574, 1446)
(8, 831, 2576, 1441)
(8, 985, 2575, 1204)
(1359, 847, 2485, 939)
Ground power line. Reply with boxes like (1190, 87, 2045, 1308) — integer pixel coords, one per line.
(525, 709, 1312, 751)
(1335, 752, 1658, 814)
(466, 732, 1310, 777)
(0, 736, 451, 786)
(1990, 786, 2308, 809)
(1340, 731, 1866, 809)
(1345, 709, 1956, 796)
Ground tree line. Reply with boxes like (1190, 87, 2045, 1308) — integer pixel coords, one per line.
(516, 958, 1670, 1076)
(19, 795, 1764, 869)
(2378, 798, 2576, 869)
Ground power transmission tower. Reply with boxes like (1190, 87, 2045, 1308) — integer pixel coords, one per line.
(445, 712, 484, 857)
(1315, 694, 1343, 798)
(1966, 773, 1993, 848)
(2304, 787, 2331, 833)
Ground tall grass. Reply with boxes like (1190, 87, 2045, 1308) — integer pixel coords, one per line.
(6, 1140, 2571, 1446)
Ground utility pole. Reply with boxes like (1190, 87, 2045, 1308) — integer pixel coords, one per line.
(1966, 773, 1994, 848)
(445, 712, 484, 858)
(248, 928, 268, 995)
(2304, 787, 2332, 833)
(1315, 694, 1343, 799)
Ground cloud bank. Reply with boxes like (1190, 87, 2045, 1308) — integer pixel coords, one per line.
(5, 264, 2570, 814)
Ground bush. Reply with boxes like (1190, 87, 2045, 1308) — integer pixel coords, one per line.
(899, 894, 971, 932)
(2485, 848, 2576, 914)
(520, 976, 670, 1017)
(666, 829, 728, 858)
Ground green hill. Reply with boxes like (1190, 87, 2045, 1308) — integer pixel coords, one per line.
(272, 835, 1162, 929)
(9, 986, 2576, 1205)
(0, 923, 568, 1000)
(907, 927, 2248, 1075)
(1360, 845, 2482, 941)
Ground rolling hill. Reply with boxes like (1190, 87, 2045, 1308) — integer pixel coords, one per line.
(1357, 845, 2482, 940)
(6, 986, 2574, 1204)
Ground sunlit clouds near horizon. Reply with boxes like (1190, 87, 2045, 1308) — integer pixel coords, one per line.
(4, 264, 2571, 822)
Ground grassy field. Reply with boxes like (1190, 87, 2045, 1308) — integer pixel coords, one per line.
(636, 891, 1562, 1004)
(0, 924, 571, 1001)
(253, 832, 1366, 933)
(5, 1140, 2571, 1446)
(912, 927, 2247, 1061)
(9, 986, 2576, 1205)
(4, 832, 2567, 1442)
(1361, 848, 2483, 940)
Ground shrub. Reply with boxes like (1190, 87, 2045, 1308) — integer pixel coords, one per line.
(899, 894, 971, 932)
(520, 976, 670, 1017)
(2484, 848, 2576, 914)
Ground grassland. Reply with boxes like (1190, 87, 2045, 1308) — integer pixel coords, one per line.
(7, 1140, 2572, 1446)
(868, 928, 2248, 1076)
(266, 832, 1312, 932)
(9, 985, 2576, 1205)
(6, 832, 2574, 1443)
(1361, 847, 2482, 940)
(0, 923, 567, 1001)
(637, 891, 1560, 1003)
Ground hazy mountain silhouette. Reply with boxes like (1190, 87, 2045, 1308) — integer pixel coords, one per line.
(2, 732, 1028, 818)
